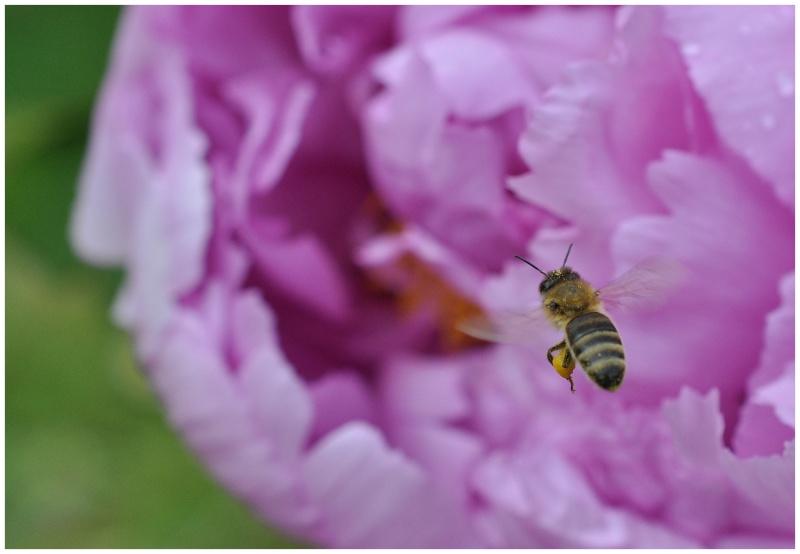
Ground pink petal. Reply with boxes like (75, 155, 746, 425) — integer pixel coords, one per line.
(662, 388, 724, 464)
(154, 6, 299, 79)
(380, 354, 471, 422)
(722, 442, 795, 536)
(292, 6, 397, 74)
(612, 152, 792, 421)
(398, 6, 485, 38)
(73, 8, 214, 361)
(355, 224, 484, 298)
(366, 53, 448, 168)
(365, 52, 520, 267)
(304, 422, 477, 547)
(308, 372, 378, 441)
(510, 7, 713, 285)
(734, 272, 795, 455)
(715, 533, 795, 549)
(73, 9, 212, 282)
(222, 74, 316, 201)
(390, 425, 483, 508)
(750, 272, 795, 397)
(665, 6, 795, 207)
(419, 28, 534, 119)
(477, 6, 616, 90)
(471, 447, 695, 548)
(242, 228, 352, 322)
(71, 8, 154, 263)
(733, 403, 794, 459)
(660, 389, 735, 541)
(237, 340, 313, 460)
(150, 302, 317, 532)
(753, 366, 795, 428)
(511, 95, 650, 282)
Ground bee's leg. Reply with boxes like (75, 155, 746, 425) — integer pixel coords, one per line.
(562, 347, 575, 370)
(546, 340, 567, 366)
(560, 348, 576, 394)
(547, 341, 577, 393)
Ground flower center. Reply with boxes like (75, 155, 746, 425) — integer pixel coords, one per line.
(390, 251, 486, 352)
(358, 199, 487, 352)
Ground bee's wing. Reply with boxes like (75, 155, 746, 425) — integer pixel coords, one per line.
(598, 256, 687, 311)
(457, 306, 554, 344)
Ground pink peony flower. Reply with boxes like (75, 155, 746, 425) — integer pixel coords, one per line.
(71, 6, 794, 548)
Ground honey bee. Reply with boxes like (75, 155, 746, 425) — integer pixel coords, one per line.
(459, 244, 684, 393)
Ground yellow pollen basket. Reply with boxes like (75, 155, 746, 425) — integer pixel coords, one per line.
(551, 348, 576, 393)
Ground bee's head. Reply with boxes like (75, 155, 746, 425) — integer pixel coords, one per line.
(513, 244, 578, 295)
(539, 267, 580, 294)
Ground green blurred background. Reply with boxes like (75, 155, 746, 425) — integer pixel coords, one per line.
(6, 6, 302, 548)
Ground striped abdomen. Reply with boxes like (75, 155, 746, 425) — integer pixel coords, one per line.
(565, 312, 625, 391)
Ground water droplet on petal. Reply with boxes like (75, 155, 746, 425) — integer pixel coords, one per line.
(775, 71, 794, 97)
(761, 113, 776, 130)
(681, 42, 701, 57)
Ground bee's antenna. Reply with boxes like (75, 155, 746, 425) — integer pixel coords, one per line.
(514, 254, 547, 276)
(561, 243, 574, 268)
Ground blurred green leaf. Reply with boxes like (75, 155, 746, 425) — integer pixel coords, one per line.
(6, 139, 94, 271)
(6, 240, 304, 548)
(6, 6, 121, 110)
(6, 6, 119, 271)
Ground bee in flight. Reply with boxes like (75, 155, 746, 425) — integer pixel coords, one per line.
(460, 244, 684, 393)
